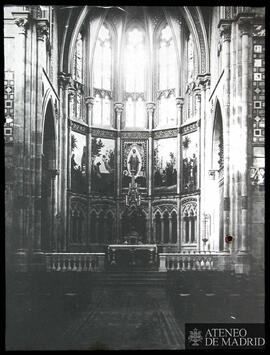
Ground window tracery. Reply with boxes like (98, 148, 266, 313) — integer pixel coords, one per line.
(157, 25, 177, 127)
(72, 32, 85, 121)
(93, 24, 112, 126)
(124, 27, 146, 128)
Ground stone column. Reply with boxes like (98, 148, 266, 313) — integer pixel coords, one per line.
(146, 103, 155, 196)
(67, 89, 75, 191)
(12, 12, 29, 254)
(146, 102, 155, 244)
(176, 98, 184, 251)
(95, 215, 99, 244)
(85, 97, 94, 245)
(182, 217, 186, 245)
(34, 19, 49, 252)
(85, 98, 94, 229)
(229, 23, 236, 243)
(194, 89, 201, 251)
(50, 169, 59, 251)
(238, 17, 253, 253)
(153, 218, 156, 243)
(194, 89, 201, 191)
(85, 96, 95, 126)
(189, 217, 192, 244)
(161, 217, 164, 244)
(114, 103, 124, 243)
(219, 21, 232, 245)
(168, 216, 172, 244)
(195, 216, 198, 244)
(58, 72, 72, 251)
(68, 89, 75, 120)
(199, 76, 210, 252)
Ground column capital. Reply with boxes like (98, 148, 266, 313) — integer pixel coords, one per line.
(13, 12, 30, 35)
(114, 102, 124, 113)
(68, 88, 76, 98)
(146, 102, 156, 112)
(176, 97, 184, 109)
(36, 19, 49, 41)
(58, 72, 72, 89)
(238, 16, 254, 37)
(85, 96, 95, 106)
(218, 20, 232, 42)
(196, 73, 211, 90)
(194, 88, 201, 100)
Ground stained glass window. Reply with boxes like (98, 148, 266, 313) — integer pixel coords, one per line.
(73, 32, 83, 82)
(158, 25, 177, 126)
(93, 25, 111, 90)
(187, 33, 194, 83)
(93, 25, 112, 125)
(124, 28, 146, 128)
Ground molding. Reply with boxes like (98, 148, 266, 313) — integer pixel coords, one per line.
(209, 70, 224, 101)
(91, 128, 117, 139)
(121, 131, 149, 139)
(153, 128, 178, 139)
(42, 68, 59, 101)
(70, 120, 87, 134)
(181, 121, 198, 134)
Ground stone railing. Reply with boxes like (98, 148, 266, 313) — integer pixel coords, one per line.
(159, 252, 232, 272)
(44, 253, 105, 272)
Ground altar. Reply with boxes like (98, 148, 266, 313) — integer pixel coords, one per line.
(106, 244, 158, 270)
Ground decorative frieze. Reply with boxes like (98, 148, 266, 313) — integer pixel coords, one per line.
(121, 131, 149, 139)
(58, 72, 72, 89)
(36, 19, 49, 41)
(153, 128, 178, 139)
(238, 18, 253, 37)
(14, 16, 29, 35)
(252, 20, 265, 144)
(4, 71, 14, 144)
(152, 199, 177, 206)
(218, 20, 232, 42)
(181, 122, 198, 134)
(94, 88, 112, 100)
(70, 120, 87, 134)
(91, 128, 117, 139)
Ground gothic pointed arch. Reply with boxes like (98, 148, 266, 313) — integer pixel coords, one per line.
(41, 99, 57, 251)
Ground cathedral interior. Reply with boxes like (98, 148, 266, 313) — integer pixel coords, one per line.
(5, 5, 265, 350)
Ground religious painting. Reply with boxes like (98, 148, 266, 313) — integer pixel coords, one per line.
(122, 141, 147, 189)
(71, 131, 87, 194)
(91, 137, 115, 194)
(153, 137, 177, 192)
(182, 131, 198, 193)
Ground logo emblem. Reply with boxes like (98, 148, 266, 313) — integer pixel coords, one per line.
(188, 328, 203, 346)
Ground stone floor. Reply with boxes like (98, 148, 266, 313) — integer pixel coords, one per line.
(61, 287, 185, 350)
(6, 284, 185, 350)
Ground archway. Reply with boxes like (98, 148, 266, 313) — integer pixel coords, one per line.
(212, 100, 224, 251)
(41, 100, 57, 251)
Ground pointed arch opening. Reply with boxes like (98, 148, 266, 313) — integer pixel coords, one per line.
(41, 100, 56, 251)
(212, 100, 224, 251)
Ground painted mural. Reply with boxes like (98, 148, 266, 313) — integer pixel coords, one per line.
(71, 131, 87, 193)
(182, 131, 198, 193)
(91, 137, 115, 194)
(153, 137, 177, 192)
(122, 141, 147, 188)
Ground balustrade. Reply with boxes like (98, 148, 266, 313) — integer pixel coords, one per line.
(44, 253, 105, 272)
(44, 250, 232, 273)
(159, 252, 232, 272)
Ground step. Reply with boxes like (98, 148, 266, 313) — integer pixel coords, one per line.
(90, 272, 167, 286)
